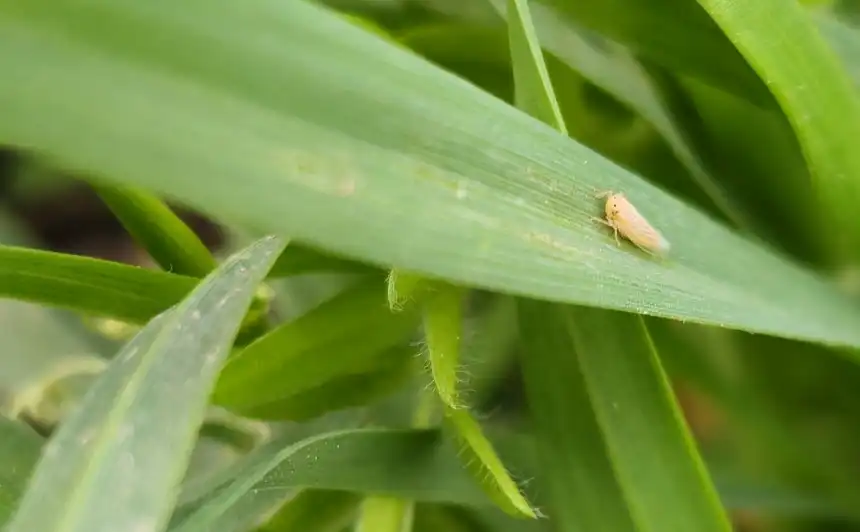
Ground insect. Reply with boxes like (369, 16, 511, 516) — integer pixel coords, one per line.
(591, 190, 670, 255)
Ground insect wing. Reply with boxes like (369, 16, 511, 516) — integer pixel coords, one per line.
(616, 200, 670, 253)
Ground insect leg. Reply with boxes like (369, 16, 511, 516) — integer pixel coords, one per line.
(590, 216, 613, 227)
(590, 216, 622, 247)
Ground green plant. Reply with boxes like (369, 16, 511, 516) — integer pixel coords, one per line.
(1, 0, 860, 530)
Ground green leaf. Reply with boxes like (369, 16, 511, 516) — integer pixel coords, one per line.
(214, 278, 420, 416)
(444, 407, 535, 518)
(423, 284, 467, 409)
(519, 301, 731, 531)
(517, 301, 636, 531)
(0, 208, 110, 418)
(576, 310, 730, 530)
(507, 0, 566, 133)
(693, 0, 860, 261)
(170, 428, 496, 531)
(4, 0, 860, 348)
(458, 295, 520, 409)
(224, 351, 417, 421)
(178, 469, 290, 532)
(269, 243, 377, 278)
(4, 236, 285, 532)
(0, 417, 43, 526)
(434, 0, 773, 105)
(676, 77, 825, 263)
(355, 496, 414, 532)
(91, 183, 217, 277)
(0, 245, 196, 324)
(256, 490, 360, 532)
(493, 0, 758, 233)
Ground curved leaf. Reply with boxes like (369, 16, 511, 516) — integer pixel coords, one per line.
(693, 0, 860, 261)
(444, 407, 535, 518)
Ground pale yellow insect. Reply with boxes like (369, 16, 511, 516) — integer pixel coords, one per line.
(592, 190, 670, 255)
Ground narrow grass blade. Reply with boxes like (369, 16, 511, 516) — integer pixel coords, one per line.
(0, 245, 196, 323)
(92, 183, 217, 277)
(507, 0, 566, 133)
(4, 236, 285, 532)
(423, 284, 467, 409)
(444, 407, 535, 518)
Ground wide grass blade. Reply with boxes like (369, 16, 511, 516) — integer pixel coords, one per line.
(3, 0, 860, 349)
(4, 236, 285, 532)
